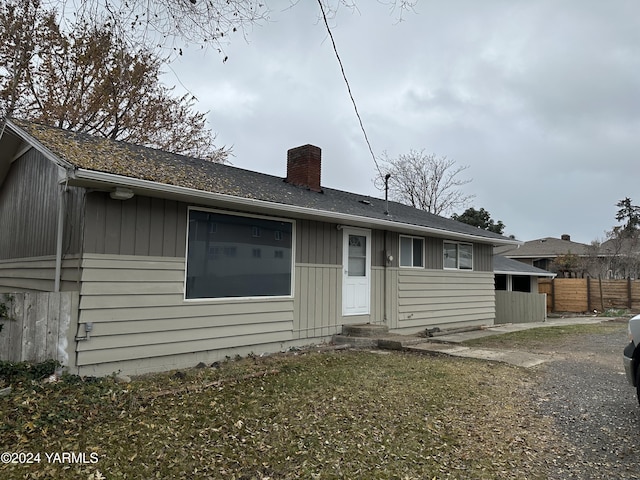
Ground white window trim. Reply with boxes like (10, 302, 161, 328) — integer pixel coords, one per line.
(184, 206, 296, 302)
(399, 235, 425, 268)
(443, 241, 474, 271)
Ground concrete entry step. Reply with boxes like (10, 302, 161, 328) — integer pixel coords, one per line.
(342, 323, 389, 337)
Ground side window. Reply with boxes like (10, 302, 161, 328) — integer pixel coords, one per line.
(459, 244, 473, 270)
(400, 236, 424, 267)
(443, 241, 473, 270)
(443, 242, 458, 269)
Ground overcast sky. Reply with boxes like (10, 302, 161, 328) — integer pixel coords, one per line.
(165, 1, 640, 244)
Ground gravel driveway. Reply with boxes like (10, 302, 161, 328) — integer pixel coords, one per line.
(528, 320, 640, 479)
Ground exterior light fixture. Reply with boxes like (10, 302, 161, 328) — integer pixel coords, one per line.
(110, 187, 134, 200)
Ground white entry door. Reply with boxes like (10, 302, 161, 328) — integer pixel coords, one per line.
(342, 227, 371, 316)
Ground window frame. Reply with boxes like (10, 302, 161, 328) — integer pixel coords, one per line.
(184, 207, 296, 301)
(399, 235, 425, 268)
(443, 241, 474, 271)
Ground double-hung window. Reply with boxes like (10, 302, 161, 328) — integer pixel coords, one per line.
(443, 242, 473, 270)
(186, 208, 293, 299)
(400, 236, 424, 268)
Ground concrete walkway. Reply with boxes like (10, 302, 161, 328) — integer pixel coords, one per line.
(405, 317, 606, 368)
(335, 317, 607, 368)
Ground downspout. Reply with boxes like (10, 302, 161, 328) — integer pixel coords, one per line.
(54, 170, 68, 292)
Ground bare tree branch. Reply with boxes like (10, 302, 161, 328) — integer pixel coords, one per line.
(378, 149, 474, 216)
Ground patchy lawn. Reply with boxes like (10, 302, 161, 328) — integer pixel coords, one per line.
(462, 321, 626, 351)
(1, 349, 562, 479)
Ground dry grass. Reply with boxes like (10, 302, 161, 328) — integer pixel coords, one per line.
(1, 349, 562, 479)
(462, 321, 625, 351)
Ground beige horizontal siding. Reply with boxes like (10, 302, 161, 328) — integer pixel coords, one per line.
(78, 321, 289, 351)
(76, 254, 294, 368)
(79, 300, 293, 323)
(76, 337, 320, 377)
(395, 269, 495, 331)
(0, 256, 81, 292)
(78, 330, 290, 365)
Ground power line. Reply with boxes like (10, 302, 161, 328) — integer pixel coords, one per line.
(316, 0, 383, 180)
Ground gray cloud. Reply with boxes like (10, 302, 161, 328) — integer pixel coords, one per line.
(167, 0, 640, 244)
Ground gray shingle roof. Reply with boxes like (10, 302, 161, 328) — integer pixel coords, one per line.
(493, 255, 555, 276)
(9, 120, 516, 244)
(495, 236, 590, 257)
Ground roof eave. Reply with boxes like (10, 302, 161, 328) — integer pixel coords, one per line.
(71, 168, 522, 246)
(4, 119, 76, 171)
(494, 270, 556, 277)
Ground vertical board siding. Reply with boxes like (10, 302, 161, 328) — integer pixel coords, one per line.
(75, 254, 294, 371)
(371, 230, 386, 267)
(0, 256, 81, 292)
(0, 292, 79, 365)
(371, 267, 399, 328)
(425, 237, 443, 270)
(83, 192, 187, 257)
(396, 269, 495, 330)
(0, 150, 57, 258)
(473, 243, 493, 272)
(296, 220, 340, 265)
(495, 291, 546, 324)
(293, 264, 341, 338)
(0, 150, 84, 259)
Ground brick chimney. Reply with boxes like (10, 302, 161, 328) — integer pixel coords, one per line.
(285, 145, 322, 192)
(561, 234, 571, 241)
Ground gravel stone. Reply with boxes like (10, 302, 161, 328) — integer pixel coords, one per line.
(529, 321, 640, 479)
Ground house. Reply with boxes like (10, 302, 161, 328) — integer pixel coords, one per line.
(495, 234, 592, 277)
(0, 119, 520, 376)
(599, 235, 640, 279)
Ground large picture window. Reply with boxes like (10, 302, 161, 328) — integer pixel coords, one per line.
(400, 236, 424, 267)
(443, 241, 473, 270)
(186, 209, 293, 299)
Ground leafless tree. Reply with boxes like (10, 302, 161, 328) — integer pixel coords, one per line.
(1, 0, 228, 162)
(378, 149, 474, 216)
(601, 231, 640, 279)
(44, 1, 417, 57)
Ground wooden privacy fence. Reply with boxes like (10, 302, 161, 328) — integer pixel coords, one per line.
(0, 292, 79, 364)
(495, 291, 547, 324)
(539, 278, 640, 313)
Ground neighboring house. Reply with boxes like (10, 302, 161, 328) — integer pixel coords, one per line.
(495, 234, 592, 277)
(599, 235, 640, 279)
(0, 120, 519, 376)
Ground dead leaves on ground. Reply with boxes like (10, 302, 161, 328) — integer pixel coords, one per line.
(1, 351, 555, 479)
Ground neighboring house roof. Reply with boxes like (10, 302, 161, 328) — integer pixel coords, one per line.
(493, 255, 556, 277)
(495, 236, 590, 258)
(600, 236, 640, 256)
(1, 120, 520, 246)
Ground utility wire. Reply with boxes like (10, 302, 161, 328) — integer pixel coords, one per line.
(316, 0, 384, 180)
